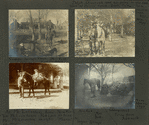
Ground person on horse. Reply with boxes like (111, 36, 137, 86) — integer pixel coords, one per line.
(17, 71, 25, 98)
(33, 69, 40, 86)
(33, 69, 44, 86)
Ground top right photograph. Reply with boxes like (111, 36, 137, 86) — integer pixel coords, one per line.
(75, 9, 135, 57)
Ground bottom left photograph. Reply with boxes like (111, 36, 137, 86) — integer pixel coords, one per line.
(9, 63, 69, 109)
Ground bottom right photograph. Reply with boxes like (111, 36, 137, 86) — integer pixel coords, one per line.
(75, 63, 135, 109)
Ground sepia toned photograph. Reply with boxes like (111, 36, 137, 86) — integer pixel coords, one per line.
(9, 63, 69, 109)
(9, 9, 69, 57)
(75, 63, 135, 109)
(75, 9, 135, 57)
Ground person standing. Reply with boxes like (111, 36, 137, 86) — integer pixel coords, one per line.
(17, 71, 25, 98)
(93, 24, 98, 55)
(88, 25, 94, 55)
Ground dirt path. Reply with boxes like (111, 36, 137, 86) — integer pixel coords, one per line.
(9, 89, 69, 109)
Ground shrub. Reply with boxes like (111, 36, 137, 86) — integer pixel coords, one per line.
(100, 84, 109, 95)
(109, 82, 135, 96)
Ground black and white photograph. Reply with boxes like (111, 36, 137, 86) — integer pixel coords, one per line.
(9, 63, 69, 109)
(75, 63, 135, 109)
(75, 9, 135, 57)
(9, 9, 69, 57)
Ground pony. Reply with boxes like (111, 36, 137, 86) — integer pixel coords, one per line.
(83, 78, 100, 98)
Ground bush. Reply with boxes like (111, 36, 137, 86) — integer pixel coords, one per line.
(109, 82, 135, 96)
(100, 84, 109, 95)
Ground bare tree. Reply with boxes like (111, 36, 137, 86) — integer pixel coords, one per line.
(123, 63, 135, 69)
(91, 63, 111, 91)
(38, 10, 42, 40)
(111, 63, 123, 83)
(77, 9, 135, 42)
(28, 10, 35, 41)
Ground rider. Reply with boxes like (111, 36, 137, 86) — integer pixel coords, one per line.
(33, 69, 44, 86)
(33, 69, 39, 86)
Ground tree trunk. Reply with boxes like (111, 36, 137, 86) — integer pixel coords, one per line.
(121, 25, 123, 38)
(100, 76, 104, 92)
(38, 10, 41, 40)
(32, 33, 35, 41)
(38, 22, 41, 40)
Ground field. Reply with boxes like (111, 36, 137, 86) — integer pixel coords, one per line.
(75, 89, 135, 109)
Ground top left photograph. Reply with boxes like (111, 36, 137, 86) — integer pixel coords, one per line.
(9, 9, 69, 57)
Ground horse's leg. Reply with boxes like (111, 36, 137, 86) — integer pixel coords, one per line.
(48, 82, 50, 95)
(44, 84, 46, 96)
(22, 86, 24, 98)
(100, 41, 103, 55)
(89, 39, 93, 55)
(103, 40, 105, 55)
(19, 87, 22, 98)
(94, 38, 97, 54)
(32, 85, 35, 97)
(28, 86, 31, 97)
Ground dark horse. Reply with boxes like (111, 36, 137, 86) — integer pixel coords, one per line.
(35, 77, 51, 96)
(84, 78, 100, 98)
(20, 71, 51, 98)
(19, 71, 35, 98)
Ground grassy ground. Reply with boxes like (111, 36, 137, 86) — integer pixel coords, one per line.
(75, 89, 134, 109)
(75, 34, 135, 57)
(35, 39, 68, 57)
(10, 29, 68, 57)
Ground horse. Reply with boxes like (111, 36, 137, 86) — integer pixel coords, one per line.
(32, 72, 51, 96)
(88, 24, 105, 55)
(83, 78, 100, 98)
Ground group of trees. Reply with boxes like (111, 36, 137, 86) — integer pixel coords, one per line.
(9, 10, 63, 41)
(77, 9, 135, 40)
(87, 63, 135, 95)
(27, 10, 53, 41)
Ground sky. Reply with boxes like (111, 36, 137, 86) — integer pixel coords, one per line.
(86, 63, 135, 84)
(9, 9, 68, 25)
